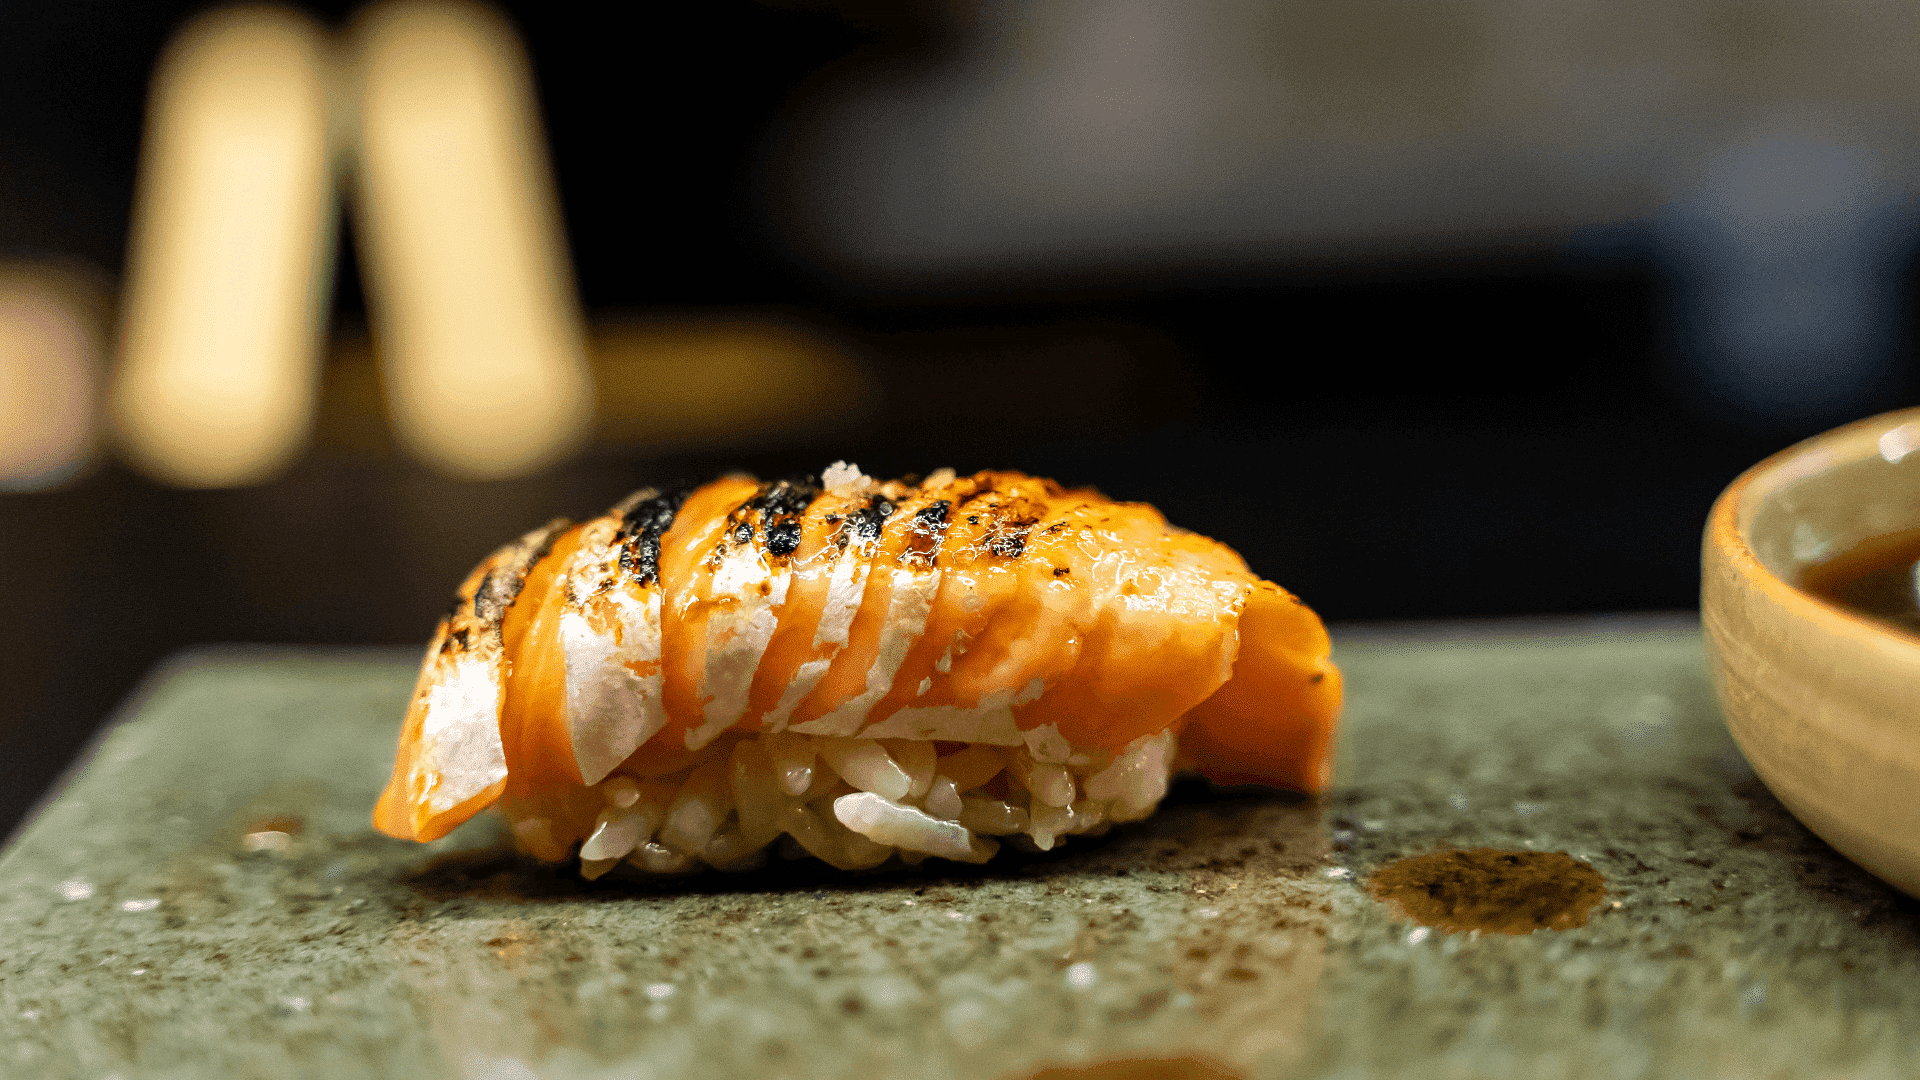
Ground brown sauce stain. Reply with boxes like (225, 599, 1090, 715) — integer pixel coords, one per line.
(1368, 848, 1607, 935)
(482, 927, 539, 964)
(232, 791, 320, 853)
(1799, 525, 1920, 636)
(244, 814, 305, 835)
(1006, 1056, 1245, 1080)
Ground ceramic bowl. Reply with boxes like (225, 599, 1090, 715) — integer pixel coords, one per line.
(1703, 406, 1920, 898)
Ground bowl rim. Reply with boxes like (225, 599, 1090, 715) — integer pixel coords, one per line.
(1706, 405, 1920, 651)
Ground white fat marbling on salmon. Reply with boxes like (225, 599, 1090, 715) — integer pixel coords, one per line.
(765, 548, 869, 731)
(406, 519, 570, 818)
(415, 653, 508, 814)
(556, 518, 669, 784)
(686, 536, 792, 749)
(790, 566, 940, 737)
(561, 587, 665, 783)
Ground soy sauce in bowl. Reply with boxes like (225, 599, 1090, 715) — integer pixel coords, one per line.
(1800, 527, 1920, 636)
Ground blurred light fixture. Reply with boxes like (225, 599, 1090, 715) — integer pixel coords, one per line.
(589, 315, 875, 451)
(0, 264, 108, 491)
(111, 5, 338, 488)
(350, 0, 594, 481)
(311, 314, 878, 456)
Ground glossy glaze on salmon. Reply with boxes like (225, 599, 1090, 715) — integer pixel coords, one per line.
(375, 463, 1341, 874)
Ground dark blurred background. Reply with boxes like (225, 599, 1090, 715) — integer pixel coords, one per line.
(4, 0, 1917, 839)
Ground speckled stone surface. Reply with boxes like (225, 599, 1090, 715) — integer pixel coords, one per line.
(3, 618, 1918, 1079)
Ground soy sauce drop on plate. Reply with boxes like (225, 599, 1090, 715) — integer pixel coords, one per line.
(1799, 527, 1920, 635)
(1368, 849, 1608, 935)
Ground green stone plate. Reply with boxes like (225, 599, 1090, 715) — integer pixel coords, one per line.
(3, 617, 1915, 1079)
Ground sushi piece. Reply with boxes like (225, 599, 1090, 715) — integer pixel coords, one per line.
(374, 463, 1341, 875)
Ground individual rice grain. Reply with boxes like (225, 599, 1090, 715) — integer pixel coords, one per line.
(728, 740, 782, 846)
(1066, 799, 1110, 834)
(603, 775, 642, 808)
(879, 739, 936, 800)
(935, 745, 1004, 792)
(578, 802, 660, 862)
(778, 802, 843, 865)
(659, 762, 730, 854)
(1084, 730, 1174, 821)
(703, 828, 769, 871)
(832, 821, 896, 870)
(763, 730, 816, 796)
(925, 776, 964, 820)
(958, 796, 1029, 835)
(814, 737, 912, 802)
(1012, 750, 1076, 808)
(1028, 800, 1081, 850)
(799, 767, 853, 804)
(832, 791, 993, 862)
(791, 795, 891, 870)
(1026, 810, 1065, 850)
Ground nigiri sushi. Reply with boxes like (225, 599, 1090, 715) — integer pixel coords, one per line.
(374, 463, 1340, 876)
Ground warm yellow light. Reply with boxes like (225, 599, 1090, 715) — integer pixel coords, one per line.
(0, 265, 106, 491)
(591, 315, 878, 450)
(350, 0, 594, 480)
(111, 5, 338, 489)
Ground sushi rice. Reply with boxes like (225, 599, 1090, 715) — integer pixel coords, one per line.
(516, 728, 1176, 879)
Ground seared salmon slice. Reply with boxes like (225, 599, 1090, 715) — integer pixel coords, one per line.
(375, 464, 1341, 873)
